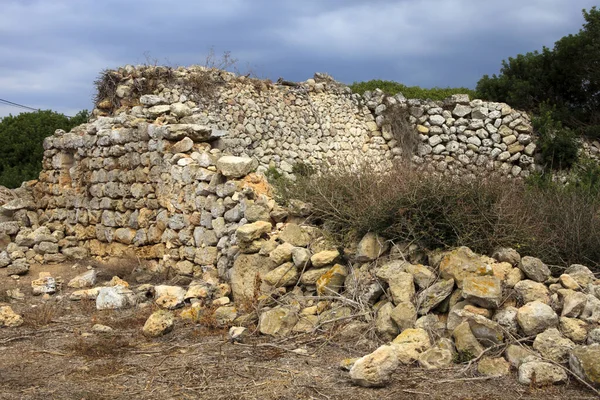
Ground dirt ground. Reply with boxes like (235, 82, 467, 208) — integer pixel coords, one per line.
(0, 262, 598, 400)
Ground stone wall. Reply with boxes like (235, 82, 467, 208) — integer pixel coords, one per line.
(2, 65, 599, 273)
(92, 66, 541, 178)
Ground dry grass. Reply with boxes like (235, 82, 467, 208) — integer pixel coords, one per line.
(66, 335, 132, 359)
(22, 302, 64, 328)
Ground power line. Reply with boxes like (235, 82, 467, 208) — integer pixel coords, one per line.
(0, 98, 74, 118)
(0, 98, 39, 112)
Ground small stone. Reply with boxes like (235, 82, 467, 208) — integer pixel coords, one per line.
(453, 321, 484, 358)
(514, 280, 550, 304)
(439, 247, 493, 288)
(278, 223, 310, 247)
(505, 344, 540, 368)
(291, 247, 311, 268)
(491, 247, 521, 266)
(477, 357, 510, 376)
(390, 302, 417, 331)
(310, 250, 339, 268)
(0, 305, 23, 327)
(559, 274, 581, 290)
(214, 306, 237, 326)
(349, 345, 399, 387)
(269, 242, 295, 265)
(263, 262, 299, 287)
(391, 328, 432, 364)
(565, 264, 596, 288)
(561, 291, 587, 318)
(92, 324, 114, 333)
(143, 310, 174, 337)
(68, 270, 97, 288)
(228, 326, 247, 342)
(236, 221, 271, 242)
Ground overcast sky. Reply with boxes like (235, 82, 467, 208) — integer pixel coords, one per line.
(0, 0, 596, 118)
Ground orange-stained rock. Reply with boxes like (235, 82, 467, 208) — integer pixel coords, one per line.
(316, 264, 348, 295)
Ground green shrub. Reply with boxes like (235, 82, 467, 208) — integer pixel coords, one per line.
(533, 105, 579, 169)
(272, 161, 600, 270)
(349, 79, 476, 101)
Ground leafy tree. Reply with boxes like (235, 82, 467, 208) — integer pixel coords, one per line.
(477, 7, 600, 138)
(0, 109, 89, 188)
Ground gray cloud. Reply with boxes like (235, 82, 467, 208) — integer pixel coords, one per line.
(0, 0, 596, 118)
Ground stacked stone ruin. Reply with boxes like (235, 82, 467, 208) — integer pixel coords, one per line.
(1, 65, 600, 390)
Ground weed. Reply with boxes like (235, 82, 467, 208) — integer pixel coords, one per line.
(23, 302, 63, 328)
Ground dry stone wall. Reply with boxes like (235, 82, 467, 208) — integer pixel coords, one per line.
(92, 66, 540, 178)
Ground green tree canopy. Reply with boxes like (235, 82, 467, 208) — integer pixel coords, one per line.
(0, 109, 89, 188)
(349, 79, 477, 101)
(476, 7, 600, 137)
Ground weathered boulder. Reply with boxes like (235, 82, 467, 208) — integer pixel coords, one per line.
(263, 262, 299, 287)
(514, 280, 550, 304)
(518, 256, 551, 283)
(316, 264, 348, 295)
(559, 317, 588, 343)
(259, 307, 299, 336)
(418, 338, 456, 369)
(569, 345, 600, 388)
(561, 291, 587, 318)
(390, 302, 417, 332)
(416, 279, 454, 314)
(517, 301, 558, 336)
(154, 285, 186, 309)
(518, 359, 567, 385)
(143, 310, 174, 337)
(462, 276, 502, 309)
(310, 250, 339, 268)
(96, 285, 136, 310)
(235, 221, 271, 243)
(439, 247, 492, 287)
(355, 232, 389, 262)
(533, 328, 575, 363)
(453, 321, 485, 358)
(391, 328, 432, 364)
(216, 156, 257, 178)
(269, 243, 295, 265)
(492, 306, 519, 334)
(453, 309, 504, 346)
(230, 253, 274, 302)
(505, 344, 540, 368)
(564, 264, 596, 288)
(375, 302, 399, 341)
(349, 345, 399, 387)
(491, 247, 521, 266)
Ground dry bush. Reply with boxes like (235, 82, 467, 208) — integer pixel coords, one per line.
(23, 302, 64, 328)
(274, 160, 600, 270)
(382, 103, 420, 156)
(67, 335, 131, 358)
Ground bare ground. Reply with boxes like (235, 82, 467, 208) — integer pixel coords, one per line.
(0, 263, 597, 400)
